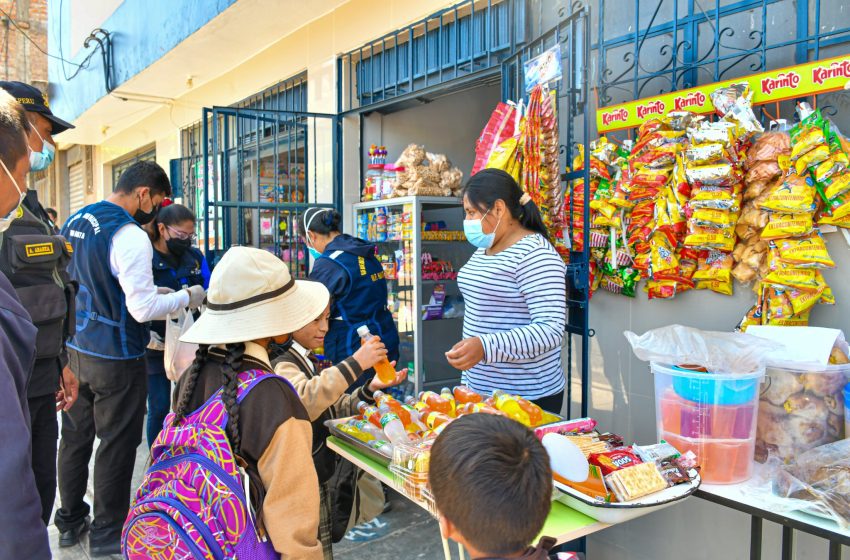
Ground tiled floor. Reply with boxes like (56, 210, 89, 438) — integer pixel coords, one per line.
(47, 420, 443, 560)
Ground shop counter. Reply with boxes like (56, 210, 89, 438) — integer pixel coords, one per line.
(697, 483, 850, 560)
(328, 436, 610, 557)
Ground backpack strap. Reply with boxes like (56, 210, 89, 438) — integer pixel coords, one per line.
(235, 368, 297, 404)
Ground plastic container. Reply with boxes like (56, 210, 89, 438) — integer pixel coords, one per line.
(756, 363, 850, 463)
(363, 164, 384, 201)
(653, 363, 764, 484)
(845, 383, 850, 439)
(382, 165, 402, 199)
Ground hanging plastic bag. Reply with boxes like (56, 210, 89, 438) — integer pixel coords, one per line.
(164, 308, 198, 381)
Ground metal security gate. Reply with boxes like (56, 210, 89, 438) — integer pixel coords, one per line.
(501, 5, 593, 418)
(68, 162, 85, 215)
(201, 107, 341, 278)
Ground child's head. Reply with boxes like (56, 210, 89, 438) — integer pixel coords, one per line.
(429, 414, 552, 557)
(292, 302, 331, 351)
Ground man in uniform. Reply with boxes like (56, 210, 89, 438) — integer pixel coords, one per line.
(0, 81, 81, 528)
(0, 89, 51, 559)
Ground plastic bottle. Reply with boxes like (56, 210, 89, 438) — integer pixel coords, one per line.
(349, 418, 384, 440)
(374, 390, 412, 424)
(419, 391, 453, 415)
(378, 410, 409, 445)
(421, 410, 453, 430)
(368, 439, 394, 455)
(405, 395, 430, 413)
(516, 397, 544, 426)
(440, 387, 457, 417)
(458, 402, 505, 416)
(453, 385, 483, 405)
(338, 423, 375, 443)
(492, 390, 531, 426)
(358, 401, 384, 429)
(357, 326, 396, 383)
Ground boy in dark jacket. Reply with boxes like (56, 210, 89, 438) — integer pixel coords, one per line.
(430, 414, 575, 560)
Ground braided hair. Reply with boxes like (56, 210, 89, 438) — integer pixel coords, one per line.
(172, 344, 210, 425)
(220, 343, 246, 454)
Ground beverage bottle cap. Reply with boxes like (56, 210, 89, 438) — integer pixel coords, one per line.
(357, 326, 371, 337)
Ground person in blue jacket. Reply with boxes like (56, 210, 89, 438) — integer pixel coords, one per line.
(300, 207, 399, 389)
(144, 202, 210, 446)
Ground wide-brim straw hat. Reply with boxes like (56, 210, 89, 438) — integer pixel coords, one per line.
(180, 246, 329, 345)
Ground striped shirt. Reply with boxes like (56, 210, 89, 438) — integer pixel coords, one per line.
(457, 233, 567, 399)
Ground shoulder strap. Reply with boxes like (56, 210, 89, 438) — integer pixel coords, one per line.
(235, 368, 297, 404)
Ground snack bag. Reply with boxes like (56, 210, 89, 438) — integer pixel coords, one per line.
(689, 186, 740, 211)
(649, 231, 679, 273)
(689, 208, 738, 230)
(813, 150, 849, 184)
(818, 187, 850, 222)
(589, 448, 642, 476)
(685, 163, 739, 187)
(818, 272, 835, 305)
(760, 213, 813, 240)
(683, 228, 735, 252)
(487, 137, 521, 183)
(711, 83, 750, 116)
(785, 285, 825, 316)
(776, 232, 835, 268)
(693, 250, 734, 283)
(789, 113, 827, 162)
(695, 278, 733, 296)
(794, 144, 831, 175)
(821, 172, 850, 200)
(758, 172, 815, 214)
(763, 265, 820, 291)
(684, 143, 732, 166)
(645, 279, 679, 300)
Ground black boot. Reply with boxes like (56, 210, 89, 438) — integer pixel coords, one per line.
(58, 515, 91, 548)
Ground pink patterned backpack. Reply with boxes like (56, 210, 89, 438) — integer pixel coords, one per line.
(122, 370, 281, 559)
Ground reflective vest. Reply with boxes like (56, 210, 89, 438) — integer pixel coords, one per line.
(62, 201, 149, 360)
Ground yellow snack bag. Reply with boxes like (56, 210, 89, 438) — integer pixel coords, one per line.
(819, 272, 835, 305)
(695, 278, 733, 296)
(767, 308, 810, 327)
(786, 286, 824, 315)
(758, 173, 815, 214)
(822, 172, 850, 200)
(689, 187, 738, 210)
(760, 213, 813, 240)
(693, 250, 734, 283)
(821, 190, 850, 222)
(790, 127, 825, 161)
(689, 208, 738, 230)
(776, 232, 835, 268)
(487, 137, 521, 183)
(683, 230, 735, 252)
(763, 266, 819, 290)
(764, 286, 794, 321)
(814, 152, 849, 184)
(794, 144, 830, 175)
(649, 232, 679, 273)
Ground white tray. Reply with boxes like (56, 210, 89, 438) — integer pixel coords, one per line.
(553, 471, 701, 524)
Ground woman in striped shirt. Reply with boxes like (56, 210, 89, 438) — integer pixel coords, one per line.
(446, 169, 567, 413)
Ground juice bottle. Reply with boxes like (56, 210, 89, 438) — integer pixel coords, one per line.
(378, 410, 409, 445)
(357, 401, 383, 429)
(453, 385, 483, 405)
(516, 397, 544, 427)
(458, 402, 505, 416)
(421, 410, 453, 430)
(348, 418, 384, 440)
(357, 326, 396, 383)
(493, 391, 531, 426)
(405, 395, 430, 413)
(368, 439, 394, 455)
(440, 387, 457, 417)
(374, 391, 412, 425)
(419, 391, 453, 415)
(338, 423, 375, 443)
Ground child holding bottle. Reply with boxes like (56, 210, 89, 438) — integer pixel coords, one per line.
(273, 292, 407, 560)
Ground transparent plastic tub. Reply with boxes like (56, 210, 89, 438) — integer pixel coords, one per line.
(653, 362, 764, 484)
(845, 383, 850, 438)
(756, 363, 850, 463)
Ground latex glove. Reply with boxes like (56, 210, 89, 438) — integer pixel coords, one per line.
(157, 286, 175, 294)
(184, 285, 206, 309)
(56, 366, 79, 412)
(445, 337, 485, 371)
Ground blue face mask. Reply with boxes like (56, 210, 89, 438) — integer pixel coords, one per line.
(29, 128, 55, 171)
(308, 246, 322, 260)
(463, 208, 501, 249)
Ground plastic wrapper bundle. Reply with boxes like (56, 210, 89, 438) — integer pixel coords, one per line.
(741, 439, 850, 529)
(624, 324, 780, 374)
(472, 101, 519, 176)
(393, 144, 464, 197)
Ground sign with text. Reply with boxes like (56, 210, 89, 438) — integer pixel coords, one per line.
(596, 55, 850, 132)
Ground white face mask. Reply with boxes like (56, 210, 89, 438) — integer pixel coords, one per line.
(0, 157, 25, 233)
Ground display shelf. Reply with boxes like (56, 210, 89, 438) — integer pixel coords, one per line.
(353, 197, 473, 393)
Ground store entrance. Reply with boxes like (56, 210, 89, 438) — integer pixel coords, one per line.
(199, 106, 341, 276)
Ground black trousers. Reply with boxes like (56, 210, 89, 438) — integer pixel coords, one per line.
(28, 393, 58, 525)
(55, 350, 147, 542)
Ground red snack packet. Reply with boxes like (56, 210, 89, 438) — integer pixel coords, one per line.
(588, 447, 643, 476)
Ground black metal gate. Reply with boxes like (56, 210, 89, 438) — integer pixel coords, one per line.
(199, 107, 341, 278)
(501, 3, 593, 418)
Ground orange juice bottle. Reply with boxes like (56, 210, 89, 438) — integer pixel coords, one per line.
(419, 391, 453, 415)
(459, 402, 506, 416)
(357, 326, 396, 383)
(357, 401, 383, 429)
(421, 410, 453, 430)
(405, 395, 430, 413)
(516, 397, 544, 426)
(453, 385, 483, 405)
(493, 390, 531, 426)
(440, 387, 457, 417)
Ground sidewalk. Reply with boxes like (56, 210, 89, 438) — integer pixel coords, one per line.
(48, 419, 444, 559)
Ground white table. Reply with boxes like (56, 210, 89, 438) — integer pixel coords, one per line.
(697, 483, 850, 560)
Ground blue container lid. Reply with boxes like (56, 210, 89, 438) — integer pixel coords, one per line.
(844, 382, 850, 408)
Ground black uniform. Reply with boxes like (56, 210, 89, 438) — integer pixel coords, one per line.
(0, 189, 76, 524)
